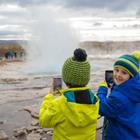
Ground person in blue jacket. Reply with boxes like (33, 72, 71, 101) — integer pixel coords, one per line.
(97, 51, 140, 140)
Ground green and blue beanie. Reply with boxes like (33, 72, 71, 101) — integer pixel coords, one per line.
(62, 48, 90, 86)
(114, 51, 140, 77)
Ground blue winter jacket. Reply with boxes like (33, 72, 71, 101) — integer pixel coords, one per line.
(97, 74, 140, 140)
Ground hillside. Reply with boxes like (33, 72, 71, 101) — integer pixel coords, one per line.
(0, 40, 26, 57)
(80, 41, 140, 56)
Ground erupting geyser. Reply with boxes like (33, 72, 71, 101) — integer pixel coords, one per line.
(24, 6, 79, 75)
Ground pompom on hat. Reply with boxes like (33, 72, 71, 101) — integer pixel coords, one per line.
(62, 48, 90, 86)
(114, 51, 140, 77)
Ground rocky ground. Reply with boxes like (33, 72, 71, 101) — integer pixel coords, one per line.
(0, 61, 104, 140)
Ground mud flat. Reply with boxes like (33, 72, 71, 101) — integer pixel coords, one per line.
(0, 61, 104, 140)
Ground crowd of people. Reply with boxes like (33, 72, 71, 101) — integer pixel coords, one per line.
(39, 48, 140, 140)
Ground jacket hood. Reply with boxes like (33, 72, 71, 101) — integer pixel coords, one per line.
(60, 87, 99, 127)
(116, 74, 140, 102)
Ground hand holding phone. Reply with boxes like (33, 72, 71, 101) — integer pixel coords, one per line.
(105, 70, 113, 87)
(53, 77, 62, 92)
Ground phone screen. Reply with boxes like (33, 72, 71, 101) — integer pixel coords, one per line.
(53, 77, 62, 91)
(105, 70, 113, 87)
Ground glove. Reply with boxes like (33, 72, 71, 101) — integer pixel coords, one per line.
(97, 82, 108, 97)
(98, 82, 108, 87)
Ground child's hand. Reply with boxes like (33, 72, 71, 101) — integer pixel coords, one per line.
(49, 87, 57, 96)
(98, 81, 113, 88)
(106, 79, 114, 88)
(98, 82, 108, 87)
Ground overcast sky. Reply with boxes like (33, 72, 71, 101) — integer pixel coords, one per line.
(0, 0, 140, 40)
(0, 0, 139, 12)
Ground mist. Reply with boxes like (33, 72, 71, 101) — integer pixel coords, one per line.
(24, 5, 79, 75)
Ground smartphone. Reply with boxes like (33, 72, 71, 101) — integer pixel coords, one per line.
(53, 77, 62, 91)
(105, 70, 113, 87)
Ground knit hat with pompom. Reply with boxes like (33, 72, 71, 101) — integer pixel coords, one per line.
(62, 48, 90, 86)
(114, 51, 140, 77)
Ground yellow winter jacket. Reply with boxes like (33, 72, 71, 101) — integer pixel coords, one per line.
(39, 87, 99, 140)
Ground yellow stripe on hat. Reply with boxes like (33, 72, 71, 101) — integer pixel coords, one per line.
(114, 65, 134, 77)
(117, 58, 139, 72)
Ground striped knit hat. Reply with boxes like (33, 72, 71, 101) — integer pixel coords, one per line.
(62, 48, 90, 86)
(114, 51, 140, 77)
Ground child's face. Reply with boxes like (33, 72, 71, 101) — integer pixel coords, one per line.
(113, 68, 130, 85)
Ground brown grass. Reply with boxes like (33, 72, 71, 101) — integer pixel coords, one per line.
(0, 44, 25, 57)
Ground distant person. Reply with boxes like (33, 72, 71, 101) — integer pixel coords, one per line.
(5, 51, 15, 60)
(14, 52, 17, 58)
(97, 51, 140, 140)
(39, 48, 99, 140)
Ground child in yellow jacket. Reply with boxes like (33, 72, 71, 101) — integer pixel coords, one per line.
(39, 48, 99, 140)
